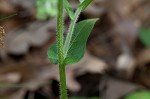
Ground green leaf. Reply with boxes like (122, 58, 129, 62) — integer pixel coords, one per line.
(79, 0, 92, 11)
(125, 91, 150, 99)
(64, 0, 74, 20)
(47, 43, 58, 64)
(64, 18, 98, 65)
(47, 18, 98, 65)
(139, 27, 150, 48)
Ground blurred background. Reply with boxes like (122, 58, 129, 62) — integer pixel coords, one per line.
(0, 0, 150, 99)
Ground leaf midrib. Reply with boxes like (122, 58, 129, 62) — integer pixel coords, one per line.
(65, 20, 90, 59)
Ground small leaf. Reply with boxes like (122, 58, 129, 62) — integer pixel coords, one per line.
(139, 27, 150, 48)
(47, 43, 59, 64)
(47, 19, 98, 65)
(64, 18, 98, 65)
(64, 0, 74, 20)
(79, 0, 92, 11)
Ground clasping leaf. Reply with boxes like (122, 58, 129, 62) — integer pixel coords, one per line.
(48, 18, 98, 65)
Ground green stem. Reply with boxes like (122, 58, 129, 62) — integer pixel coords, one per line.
(59, 64, 67, 99)
(57, 0, 64, 64)
(0, 13, 17, 21)
(57, 0, 67, 99)
(63, 8, 81, 58)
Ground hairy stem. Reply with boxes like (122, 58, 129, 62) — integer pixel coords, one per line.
(57, 0, 67, 99)
(63, 8, 81, 58)
(59, 64, 67, 99)
(57, 0, 64, 63)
